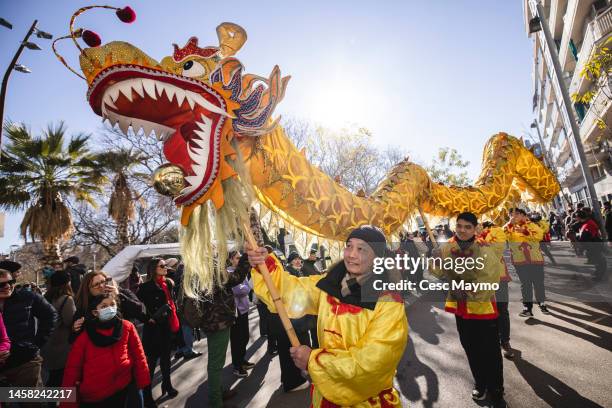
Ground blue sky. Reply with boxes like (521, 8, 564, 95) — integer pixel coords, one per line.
(0, 1, 536, 252)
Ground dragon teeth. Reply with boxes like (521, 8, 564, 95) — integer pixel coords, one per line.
(102, 78, 229, 117)
(108, 87, 120, 103)
(101, 109, 174, 139)
(142, 79, 157, 100)
(99, 76, 227, 145)
(132, 80, 144, 98)
(117, 117, 131, 135)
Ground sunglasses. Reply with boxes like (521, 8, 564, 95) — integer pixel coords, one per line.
(0, 279, 16, 289)
(157, 264, 168, 269)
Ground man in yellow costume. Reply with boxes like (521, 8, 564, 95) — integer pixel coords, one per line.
(246, 225, 408, 408)
(431, 212, 506, 408)
(503, 208, 550, 317)
(480, 221, 514, 359)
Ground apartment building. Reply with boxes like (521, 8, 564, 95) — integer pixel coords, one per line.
(524, 0, 612, 208)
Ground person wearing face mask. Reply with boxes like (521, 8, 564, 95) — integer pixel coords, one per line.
(246, 225, 408, 408)
(70, 272, 145, 344)
(137, 258, 180, 408)
(61, 294, 150, 408)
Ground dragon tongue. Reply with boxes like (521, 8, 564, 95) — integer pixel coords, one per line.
(163, 121, 210, 177)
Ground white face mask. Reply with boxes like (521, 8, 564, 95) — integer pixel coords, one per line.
(98, 305, 117, 321)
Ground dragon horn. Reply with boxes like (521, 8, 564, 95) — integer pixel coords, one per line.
(216, 22, 247, 57)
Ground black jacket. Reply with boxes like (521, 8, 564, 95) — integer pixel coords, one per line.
(137, 278, 176, 324)
(1, 290, 57, 370)
(301, 260, 321, 276)
(118, 287, 146, 322)
(195, 254, 249, 333)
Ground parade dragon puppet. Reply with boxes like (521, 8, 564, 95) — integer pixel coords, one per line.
(55, 6, 560, 298)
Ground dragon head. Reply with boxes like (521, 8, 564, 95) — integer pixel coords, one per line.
(75, 20, 289, 224)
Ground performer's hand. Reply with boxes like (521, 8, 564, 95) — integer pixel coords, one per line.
(290, 345, 312, 371)
(245, 244, 268, 268)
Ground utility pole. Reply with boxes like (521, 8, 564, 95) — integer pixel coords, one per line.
(529, 0, 607, 238)
(0, 20, 38, 150)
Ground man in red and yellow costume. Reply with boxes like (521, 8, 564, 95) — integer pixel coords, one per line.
(247, 225, 408, 408)
(430, 212, 506, 408)
(503, 208, 550, 317)
(480, 221, 514, 359)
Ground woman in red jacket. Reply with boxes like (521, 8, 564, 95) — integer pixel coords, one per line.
(61, 294, 150, 407)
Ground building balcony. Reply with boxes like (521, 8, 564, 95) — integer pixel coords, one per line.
(560, 148, 610, 190)
(569, 5, 612, 96)
(559, 0, 594, 72)
(580, 79, 612, 144)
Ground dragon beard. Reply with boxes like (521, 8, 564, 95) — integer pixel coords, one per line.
(181, 143, 254, 299)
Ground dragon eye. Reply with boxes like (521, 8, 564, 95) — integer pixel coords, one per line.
(182, 60, 205, 78)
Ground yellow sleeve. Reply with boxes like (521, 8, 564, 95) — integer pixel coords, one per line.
(308, 301, 408, 406)
(467, 245, 502, 302)
(252, 254, 322, 317)
(528, 222, 544, 241)
(490, 227, 507, 244)
(489, 227, 507, 256)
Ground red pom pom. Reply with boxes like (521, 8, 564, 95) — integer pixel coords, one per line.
(116, 6, 136, 23)
(82, 30, 101, 47)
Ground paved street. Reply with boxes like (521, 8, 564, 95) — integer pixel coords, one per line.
(152, 243, 612, 407)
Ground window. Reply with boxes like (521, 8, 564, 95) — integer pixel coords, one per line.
(574, 102, 587, 122)
(591, 165, 604, 181)
(569, 39, 578, 61)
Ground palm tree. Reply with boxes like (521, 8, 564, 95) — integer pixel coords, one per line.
(96, 148, 147, 248)
(0, 122, 105, 263)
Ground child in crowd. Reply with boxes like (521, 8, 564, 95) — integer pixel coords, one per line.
(61, 294, 149, 407)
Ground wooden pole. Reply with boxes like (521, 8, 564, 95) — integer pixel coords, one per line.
(242, 222, 301, 347)
(418, 206, 439, 249)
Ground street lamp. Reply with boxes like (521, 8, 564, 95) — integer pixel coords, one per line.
(0, 18, 12, 30)
(35, 29, 53, 40)
(22, 41, 41, 50)
(14, 64, 31, 74)
(0, 19, 53, 153)
(528, 0, 607, 238)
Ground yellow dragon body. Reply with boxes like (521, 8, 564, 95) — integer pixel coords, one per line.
(60, 15, 558, 294)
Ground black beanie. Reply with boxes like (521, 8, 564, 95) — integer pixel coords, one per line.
(346, 225, 387, 257)
(0, 260, 21, 273)
(287, 252, 302, 264)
